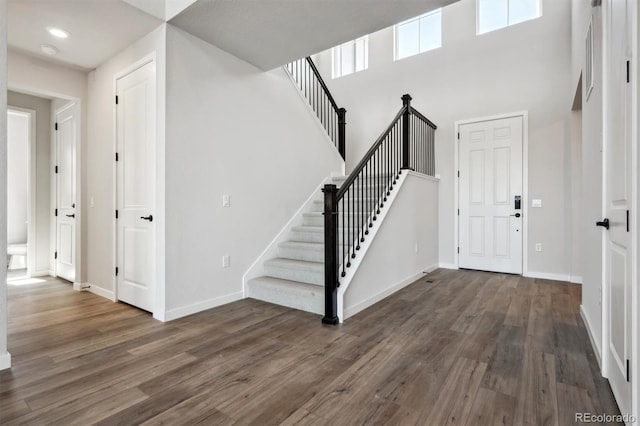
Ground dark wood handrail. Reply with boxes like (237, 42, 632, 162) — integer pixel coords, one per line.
(336, 105, 407, 200)
(409, 106, 438, 130)
(305, 57, 340, 112)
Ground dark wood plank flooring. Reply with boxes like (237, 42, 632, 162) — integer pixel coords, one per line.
(0, 269, 621, 425)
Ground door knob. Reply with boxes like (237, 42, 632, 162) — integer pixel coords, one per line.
(140, 215, 153, 222)
(510, 213, 521, 218)
(66, 214, 75, 218)
(596, 218, 610, 230)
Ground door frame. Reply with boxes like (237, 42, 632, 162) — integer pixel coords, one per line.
(600, 0, 638, 417)
(52, 100, 81, 285)
(112, 53, 159, 317)
(7, 106, 36, 277)
(453, 111, 529, 274)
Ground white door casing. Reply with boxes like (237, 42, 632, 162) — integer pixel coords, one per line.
(602, 0, 632, 414)
(116, 59, 156, 313)
(55, 105, 76, 282)
(458, 116, 524, 274)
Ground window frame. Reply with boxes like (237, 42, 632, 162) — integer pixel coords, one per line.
(476, 0, 542, 35)
(331, 36, 369, 79)
(393, 8, 442, 61)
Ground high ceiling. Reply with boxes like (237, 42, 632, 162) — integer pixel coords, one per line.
(7, 0, 460, 72)
(169, 0, 459, 70)
(8, 0, 162, 71)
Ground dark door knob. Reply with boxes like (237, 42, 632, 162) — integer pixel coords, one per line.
(510, 213, 521, 218)
(66, 214, 75, 218)
(596, 218, 610, 230)
(140, 215, 153, 222)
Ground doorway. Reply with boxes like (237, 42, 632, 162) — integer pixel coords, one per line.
(115, 58, 157, 313)
(53, 102, 79, 283)
(7, 108, 35, 280)
(455, 113, 527, 274)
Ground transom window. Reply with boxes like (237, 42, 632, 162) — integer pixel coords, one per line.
(477, 0, 542, 35)
(394, 9, 442, 60)
(332, 36, 369, 79)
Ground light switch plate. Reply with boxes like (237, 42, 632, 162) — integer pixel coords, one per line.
(222, 255, 230, 268)
(222, 195, 230, 207)
(532, 199, 542, 208)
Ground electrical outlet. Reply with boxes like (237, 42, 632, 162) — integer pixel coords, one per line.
(222, 195, 230, 208)
(90, 196, 95, 208)
(415, 243, 419, 253)
(222, 255, 230, 268)
(535, 243, 542, 252)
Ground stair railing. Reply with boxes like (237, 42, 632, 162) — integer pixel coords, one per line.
(285, 57, 346, 159)
(322, 94, 437, 324)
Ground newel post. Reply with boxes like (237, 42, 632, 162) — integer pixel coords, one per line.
(322, 184, 339, 325)
(401, 94, 412, 170)
(338, 108, 347, 161)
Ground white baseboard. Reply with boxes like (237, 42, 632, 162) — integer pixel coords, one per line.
(580, 304, 602, 368)
(344, 265, 438, 320)
(31, 269, 51, 277)
(523, 271, 570, 282)
(163, 291, 243, 322)
(77, 283, 116, 302)
(438, 262, 458, 270)
(570, 275, 583, 284)
(0, 352, 11, 371)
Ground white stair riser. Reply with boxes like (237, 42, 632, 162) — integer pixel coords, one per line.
(278, 246, 324, 262)
(303, 214, 323, 226)
(246, 283, 323, 315)
(264, 264, 323, 286)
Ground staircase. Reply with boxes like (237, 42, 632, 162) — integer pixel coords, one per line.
(246, 58, 437, 323)
(246, 175, 347, 314)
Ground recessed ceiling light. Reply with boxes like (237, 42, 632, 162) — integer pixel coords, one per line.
(47, 27, 69, 39)
(40, 44, 59, 56)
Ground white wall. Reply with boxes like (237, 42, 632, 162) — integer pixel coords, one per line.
(344, 173, 439, 318)
(164, 24, 344, 318)
(572, 0, 604, 358)
(7, 50, 88, 281)
(7, 110, 29, 245)
(86, 24, 166, 307)
(7, 91, 53, 275)
(315, 0, 574, 278)
(1, 0, 10, 370)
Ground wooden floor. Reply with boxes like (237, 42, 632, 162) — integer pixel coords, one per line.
(0, 269, 620, 425)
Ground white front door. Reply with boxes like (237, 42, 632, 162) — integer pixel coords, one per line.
(116, 60, 156, 313)
(603, 0, 632, 414)
(55, 105, 76, 282)
(458, 116, 523, 274)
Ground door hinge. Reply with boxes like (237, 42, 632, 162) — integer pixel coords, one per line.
(55, 208, 58, 217)
(457, 170, 460, 178)
(627, 359, 630, 381)
(55, 122, 58, 131)
(115, 95, 119, 105)
(457, 247, 460, 254)
(115, 267, 119, 276)
(54, 251, 58, 260)
(55, 165, 58, 174)
(627, 60, 630, 83)
(457, 209, 460, 216)
(115, 210, 119, 219)
(457, 132, 460, 140)
(627, 210, 630, 232)
(115, 152, 119, 162)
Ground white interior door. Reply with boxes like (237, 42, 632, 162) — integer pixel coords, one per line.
(116, 60, 156, 313)
(55, 105, 76, 282)
(602, 0, 632, 414)
(459, 116, 523, 274)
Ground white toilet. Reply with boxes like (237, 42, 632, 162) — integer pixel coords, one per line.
(7, 243, 27, 270)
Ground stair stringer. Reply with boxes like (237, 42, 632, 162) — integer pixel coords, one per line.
(335, 171, 411, 322)
(242, 175, 334, 295)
